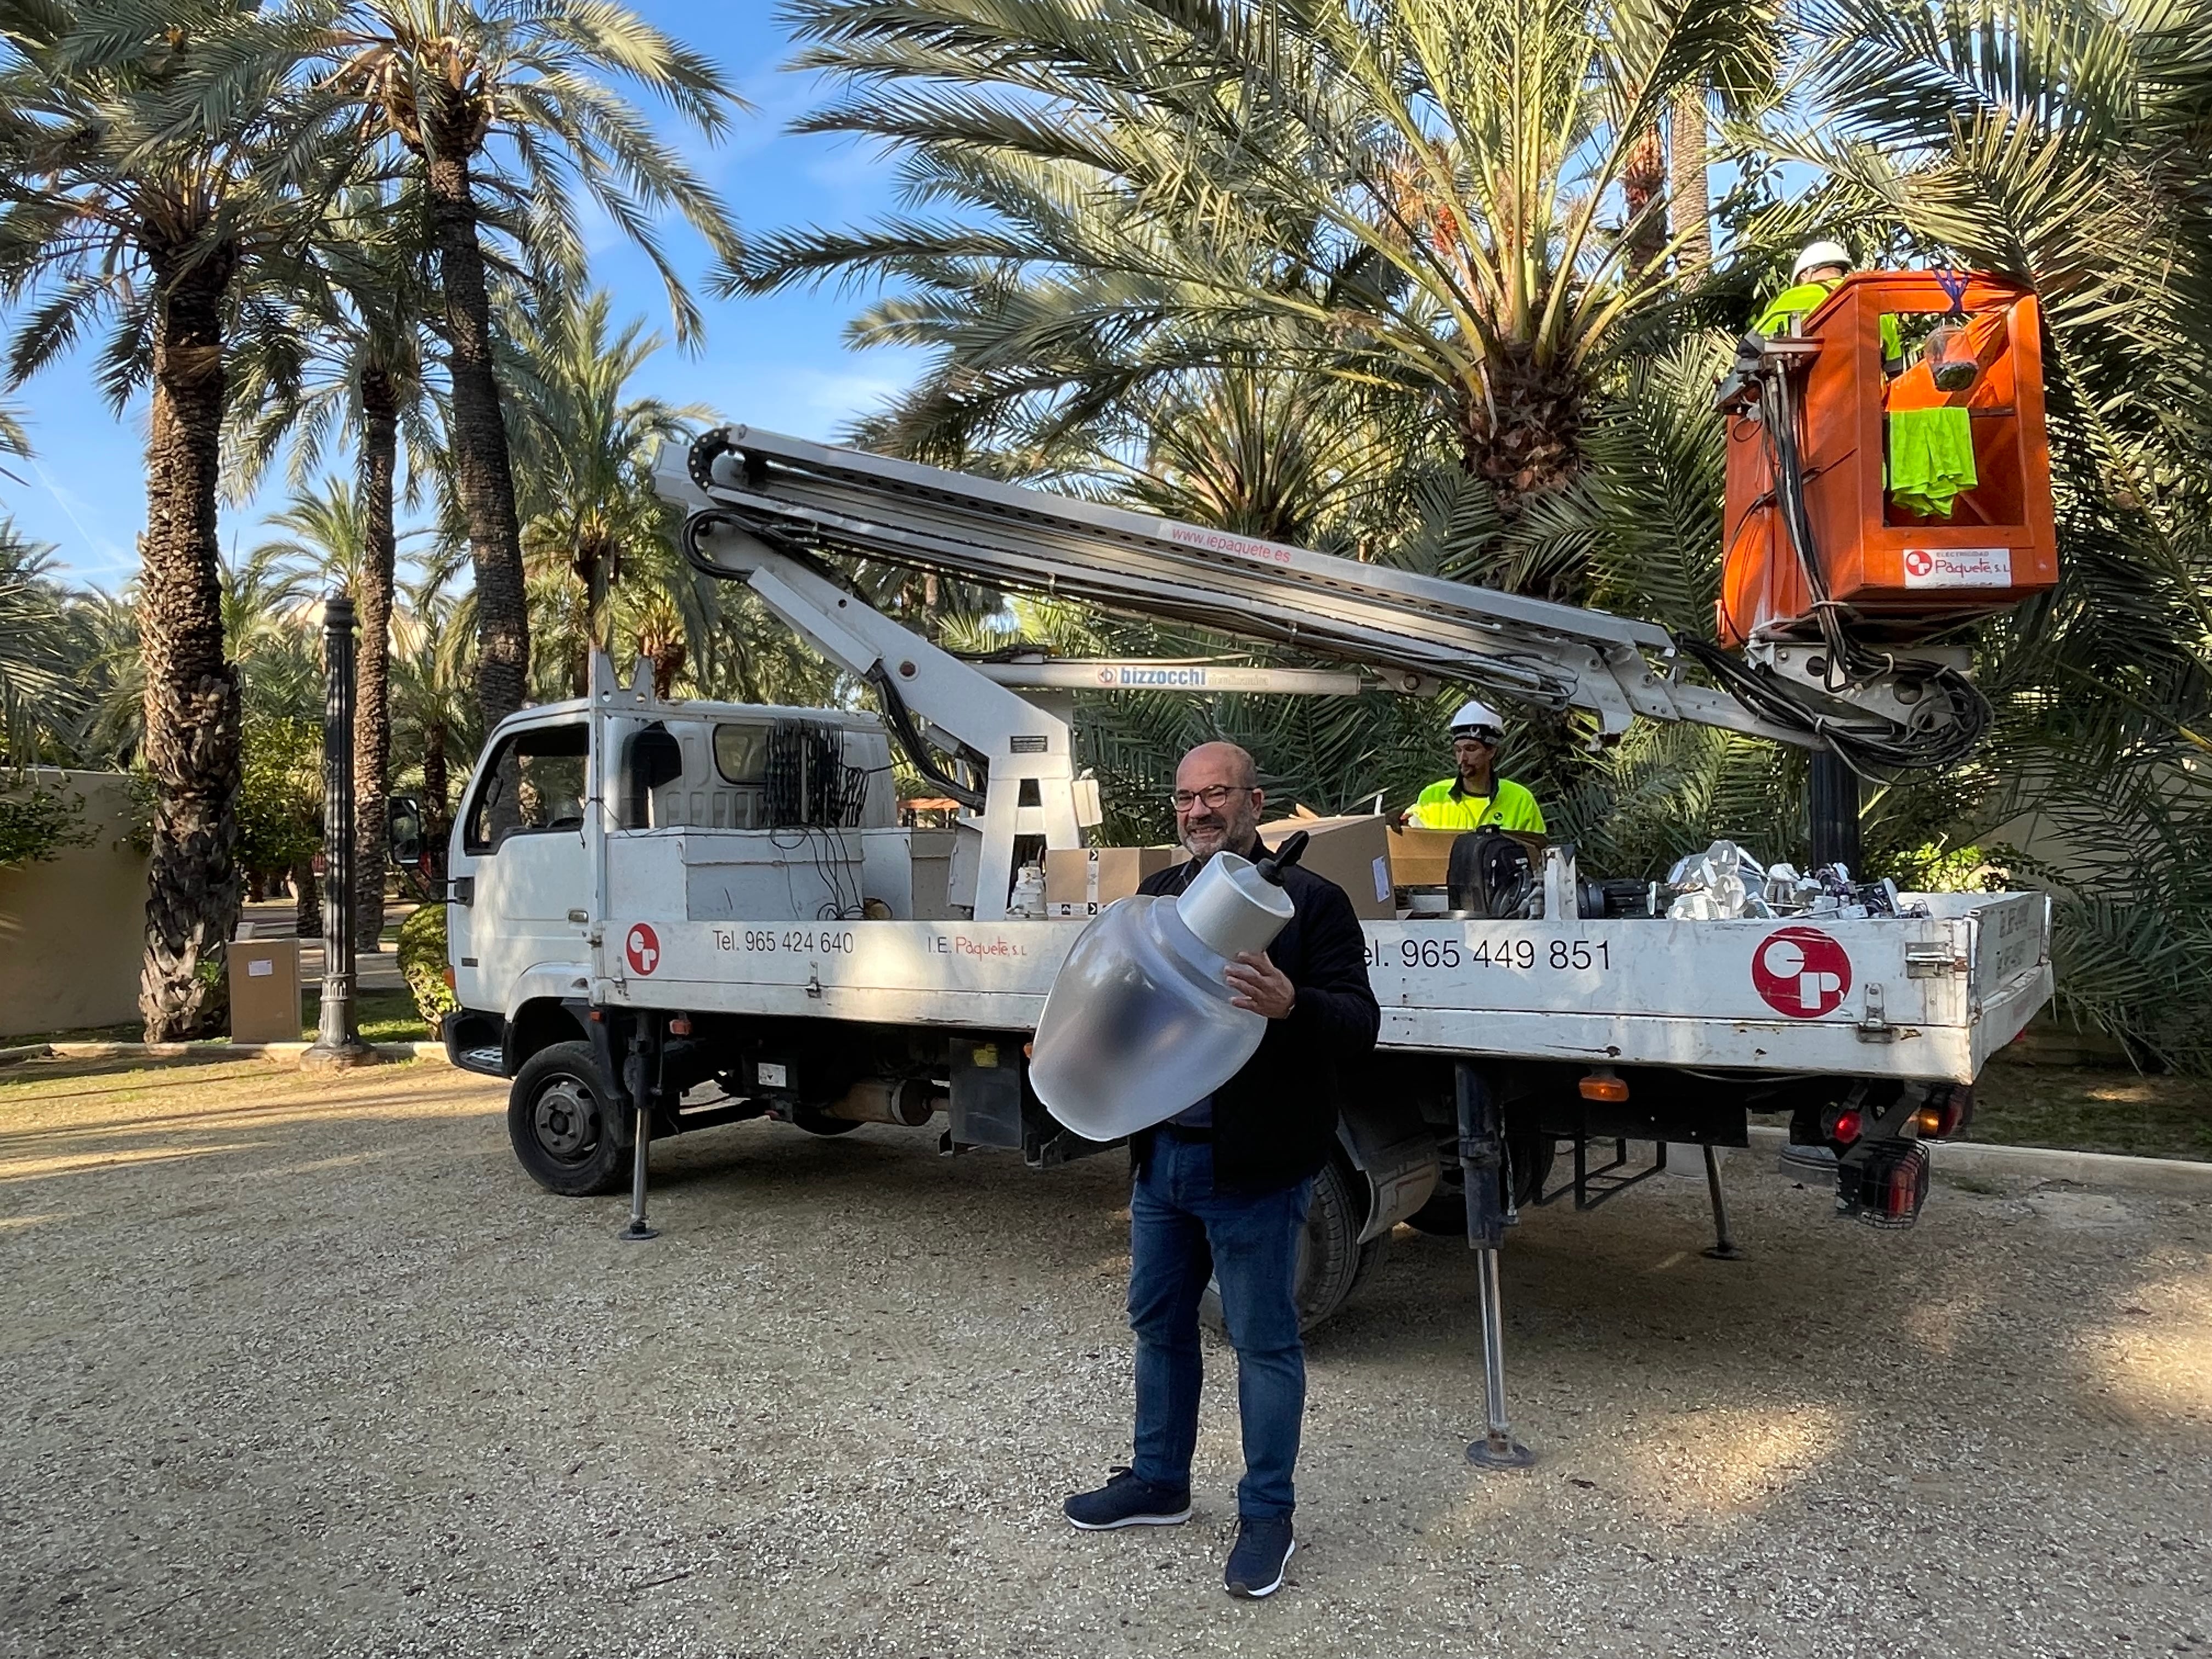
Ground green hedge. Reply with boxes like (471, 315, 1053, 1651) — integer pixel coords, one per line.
(397, 903, 459, 1031)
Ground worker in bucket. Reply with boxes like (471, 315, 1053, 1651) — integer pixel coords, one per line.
(1064, 741, 1379, 1599)
(1407, 699, 1546, 833)
(1756, 240, 1903, 371)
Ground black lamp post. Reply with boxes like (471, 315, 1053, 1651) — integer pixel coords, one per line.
(303, 592, 375, 1069)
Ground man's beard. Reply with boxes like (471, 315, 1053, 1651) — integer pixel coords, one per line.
(1182, 821, 1251, 867)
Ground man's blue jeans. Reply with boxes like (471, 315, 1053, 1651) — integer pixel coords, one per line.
(1128, 1132, 1313, 1520)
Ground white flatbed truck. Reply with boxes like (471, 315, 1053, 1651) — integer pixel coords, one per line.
(445, 427, 2053, 1465)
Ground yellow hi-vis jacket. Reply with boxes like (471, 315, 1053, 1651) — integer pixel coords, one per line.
(1409, 776, 1546, 833)
(1754, 279, 1903, 366)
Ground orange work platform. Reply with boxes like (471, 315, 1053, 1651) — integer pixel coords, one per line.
(1719, 271, 2057, 648)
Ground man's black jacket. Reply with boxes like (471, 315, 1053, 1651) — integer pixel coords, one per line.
(1133, 840, 1381, 1192)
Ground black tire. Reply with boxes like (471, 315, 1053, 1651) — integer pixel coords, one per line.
(509, 1040, 627, 1197)
(1406, 1132, 1555, 1235)
(1200, 1153, 1368, 1336)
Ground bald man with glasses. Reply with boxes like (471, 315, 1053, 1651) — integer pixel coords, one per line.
(1063, 741, 1380, 1599)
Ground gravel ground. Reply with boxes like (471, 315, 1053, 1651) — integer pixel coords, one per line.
(2, 1055, 2207, 1658)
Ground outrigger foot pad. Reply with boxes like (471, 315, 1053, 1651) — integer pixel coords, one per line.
(1467, 1434, 1536, 1470)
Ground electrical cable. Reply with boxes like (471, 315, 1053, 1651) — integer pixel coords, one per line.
(1683, 354, 1991, 776)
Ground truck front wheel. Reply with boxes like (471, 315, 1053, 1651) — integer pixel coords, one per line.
(509, 1041, 627, 1197)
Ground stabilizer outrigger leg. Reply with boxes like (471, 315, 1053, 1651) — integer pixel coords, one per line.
(1701, 1143, 1745, 1260)
(1456, 1060, 1536, 1470)
(620, 1023, 658, 1243)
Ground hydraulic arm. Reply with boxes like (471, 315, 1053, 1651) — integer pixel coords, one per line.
(661, 429, 1801, 746)
(652, 405, 2030, 910)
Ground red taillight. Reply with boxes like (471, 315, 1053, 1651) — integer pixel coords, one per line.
(669, 1015, 692, 1036)
(1826, 1105, 1864, 1146)
(442, 964, 456, 992)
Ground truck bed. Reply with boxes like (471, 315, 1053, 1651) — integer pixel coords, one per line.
(598, 890, 2050, 1084)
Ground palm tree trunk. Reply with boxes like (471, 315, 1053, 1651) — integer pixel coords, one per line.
(421, 719, 449, 887)
(137, 256, 243, 1041)
(293, 856, 320, 938)
(424, 144, 529, 731)
(1621, 123, 1668, 277)
(352, 365, 399, 949)
(1457, 348, 1582, 543)
(1670, 86, 1712, 272)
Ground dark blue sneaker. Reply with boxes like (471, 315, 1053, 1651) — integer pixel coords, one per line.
(1224, 1516, 1295, 1598)
(1064, 1466, 1191, 1530)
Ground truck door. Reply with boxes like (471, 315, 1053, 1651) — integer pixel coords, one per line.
(449, 719, 591, 1015)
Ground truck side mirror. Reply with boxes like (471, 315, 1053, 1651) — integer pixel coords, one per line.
(388, 794, 424, 866)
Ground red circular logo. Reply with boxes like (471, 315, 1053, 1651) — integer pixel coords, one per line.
(1751, 927, 1852, 1018)
(625, 923, 662, 977)
(1904, 548, 1934, 578)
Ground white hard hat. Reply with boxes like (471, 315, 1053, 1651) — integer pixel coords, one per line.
(1792, 240, 1852, 284)
(1449, 699, 1505, 738)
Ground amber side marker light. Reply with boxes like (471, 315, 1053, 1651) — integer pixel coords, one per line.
(1579, 1069, 1629, 1103)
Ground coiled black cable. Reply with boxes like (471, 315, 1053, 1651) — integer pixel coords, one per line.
(1686, 353, 1991, 775)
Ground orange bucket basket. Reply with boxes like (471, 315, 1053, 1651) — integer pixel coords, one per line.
(1719, 271, 2058, 648)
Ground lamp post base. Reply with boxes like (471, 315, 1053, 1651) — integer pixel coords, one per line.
(300, 1037, 377, 1071)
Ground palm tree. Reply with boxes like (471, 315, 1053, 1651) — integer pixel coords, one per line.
(502, 287, 710, 695)
(0, 523, 84, 763)
(68, 586, 147, 770)
(249, 469, 431, 938)
(748, 0, 1771, 543)
(278, 0, 748, 734)
(390, 546, 476, 883)
(0, 0, 353, 1037)
(229, 177, 446, 941)
(1669, 87, 1713, 270)
(1785, 0, 2212, 1066)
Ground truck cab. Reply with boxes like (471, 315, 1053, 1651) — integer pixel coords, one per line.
(444, 689, 905, 1075)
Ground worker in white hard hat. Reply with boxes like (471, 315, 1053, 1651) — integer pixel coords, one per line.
(1754, 241, 1901, 369)
(1407, 701, 1546, 833)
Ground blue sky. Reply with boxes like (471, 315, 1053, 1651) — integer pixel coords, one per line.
(0, 7, 921, 589)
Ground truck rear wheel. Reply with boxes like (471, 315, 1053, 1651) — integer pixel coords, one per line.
(1406, 1131, 1554, 1235)
(509, 1041, 627, 1197)
(1200, 1153, 1368, 1336)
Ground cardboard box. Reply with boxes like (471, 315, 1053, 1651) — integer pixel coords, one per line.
(1386, 825, 1548, 890)
(1257, 813, 1396, 919)
(1043, 845, 1187, 917)
(1388, 826, 1465, 890)
(228, 934, 302, 1043)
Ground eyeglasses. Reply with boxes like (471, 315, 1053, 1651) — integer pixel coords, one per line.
(1171, 783, 1252, 811)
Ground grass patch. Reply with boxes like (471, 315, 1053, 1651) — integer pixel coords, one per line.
(5, 984, 431, 1049)
(1965, 1057, 2212, 1163)
(302, 985, 431, 1043)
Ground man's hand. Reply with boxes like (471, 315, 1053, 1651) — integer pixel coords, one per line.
(1227, 951, 1297, 1020)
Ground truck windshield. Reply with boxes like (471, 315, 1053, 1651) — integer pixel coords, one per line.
(465, 724, 589, 853)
